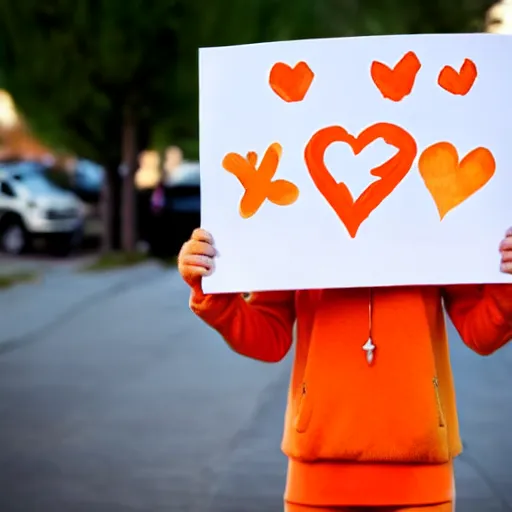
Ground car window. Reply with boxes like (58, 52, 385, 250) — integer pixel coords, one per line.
(0, 181, 16, 197)
(166, 162, 200, 186)
(0, 161, 45, 176)
(12, 171, 61, 194)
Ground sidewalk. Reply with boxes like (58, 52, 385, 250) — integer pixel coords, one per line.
(0, 262, 510, 511)
(0, 266, 287, 512)
(0, 259, 166, 351)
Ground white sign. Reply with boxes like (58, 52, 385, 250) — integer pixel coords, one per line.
(199, 34, 512, 294)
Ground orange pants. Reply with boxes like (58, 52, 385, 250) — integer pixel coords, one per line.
(285, 502, 453, 512)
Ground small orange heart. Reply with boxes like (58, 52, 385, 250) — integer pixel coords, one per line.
(418, 142, 495, 220)
(269, 61, 314, 103)
(371, 51, 421, 102)
(438, 59, 477, 96)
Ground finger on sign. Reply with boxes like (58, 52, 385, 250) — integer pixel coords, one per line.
(190, 265, 211, 276)
(500, 261, 512, 274)
(182, 265, 210, 281)
(183, 254, 214, 270)
(500, 238, 512, 251)
(188, 240, 216, 257)
(192, 228, 214, 244)
(500, 250, 512, 263)
(177, 243, 191, 267)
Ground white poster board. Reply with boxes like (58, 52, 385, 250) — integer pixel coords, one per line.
(199, 34, 512, 294)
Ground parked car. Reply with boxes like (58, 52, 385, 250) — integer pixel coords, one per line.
(141, 161, 201, 257)
(0, 161, 84, 255)
(165, 161, 201, 253)
(68, 159, 104, 243)
(165, 161, 200, 214)
(72, 159, 104, 203)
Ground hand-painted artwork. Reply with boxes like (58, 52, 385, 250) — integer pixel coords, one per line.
(418, 142, 495, 220)
(199, 35, 512, 293)
(437, 58, 478, 96)
(222, 143, 299, 218)
(224, 51, 490, 237)
(304, 123, 417, 238)
(370, 51, 422, 102)
(268, 61, 315, 103)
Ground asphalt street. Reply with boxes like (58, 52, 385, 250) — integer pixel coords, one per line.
(0, 262, 510, 512)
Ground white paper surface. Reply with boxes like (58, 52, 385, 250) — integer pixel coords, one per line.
(199, 34, 512, 294)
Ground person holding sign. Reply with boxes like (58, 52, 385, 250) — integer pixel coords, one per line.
(178, 227, 512, 512)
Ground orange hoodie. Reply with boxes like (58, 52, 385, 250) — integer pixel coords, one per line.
(190, 284, 512, 507)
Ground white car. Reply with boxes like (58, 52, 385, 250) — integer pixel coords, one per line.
(164, 160, 200, 187)
(0, 163, 84, 255)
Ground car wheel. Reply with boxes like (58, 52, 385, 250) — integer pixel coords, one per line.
(1, 219, 28, 255)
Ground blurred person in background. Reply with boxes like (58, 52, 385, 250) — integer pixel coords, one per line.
(177, 227, 512, 512)
(147, 177, 168, 257)
(150, 178, 166, 215)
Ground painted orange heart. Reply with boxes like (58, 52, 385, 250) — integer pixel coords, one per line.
(418, 142, 495, 220)
(304, 123, 417, 238)
(371, 51, 421, 102)
(269, 61, 314, 103)
(438, 58, 477, 96)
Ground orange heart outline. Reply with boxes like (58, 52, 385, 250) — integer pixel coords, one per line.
(370, 51, 421, 102)
(418, 142, 495, 220)
(304, 123, 417, 238)
(269, 61, 315, 103)
(437, 58, 477, 96)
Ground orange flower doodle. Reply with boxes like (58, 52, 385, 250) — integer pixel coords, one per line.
(222, 143, 299, 219)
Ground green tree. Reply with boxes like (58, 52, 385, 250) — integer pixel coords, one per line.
(0, 0, 184, 251)
(153, 0, 495, 157)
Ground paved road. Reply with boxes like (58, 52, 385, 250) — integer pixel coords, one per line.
(0, 267, 511, 512)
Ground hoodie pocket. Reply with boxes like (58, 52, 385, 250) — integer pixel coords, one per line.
(433, 377, 446, 427)
(294, 382, 314, 433)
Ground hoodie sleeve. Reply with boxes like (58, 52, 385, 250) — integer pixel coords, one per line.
(189, 288, 296, 363)
(442, 284, 512, 355)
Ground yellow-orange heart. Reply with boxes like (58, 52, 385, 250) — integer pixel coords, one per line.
(418, 142, 496, 220)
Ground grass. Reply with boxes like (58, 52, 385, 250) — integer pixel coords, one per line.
(0, 271, 37, 290)
(82, 251, 177, 272)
